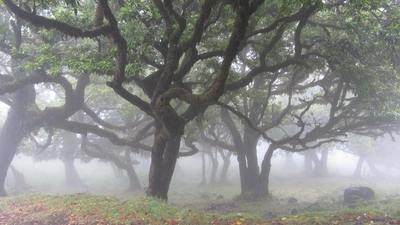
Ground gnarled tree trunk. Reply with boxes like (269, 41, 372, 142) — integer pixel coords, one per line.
(64, 157, 83, 187)
(243, 126, 261, 192)
(221, 108, 261, 195)
(255, 144, 277, 199)
(147, 124, 182, 200)
(219, 150, 232, 184)
(0, 85, 32, 196)
(313, 148, 329, 177)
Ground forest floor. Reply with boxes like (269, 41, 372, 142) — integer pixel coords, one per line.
(1, 175, 400, 224)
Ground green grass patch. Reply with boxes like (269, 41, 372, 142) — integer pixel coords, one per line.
(0, 193, 267, 225)
(1, 192, 400, 224)
(2, 176, 400, 224)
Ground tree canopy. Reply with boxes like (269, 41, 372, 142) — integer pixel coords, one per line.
(0, 0, 400, 200)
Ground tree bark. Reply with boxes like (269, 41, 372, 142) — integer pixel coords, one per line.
(352, 155, 365, 178)
(0, 85, 32, 196)
(218, 150, 231, 184)
(237, 149, 249, 193)
(147, 128, 168, 199)
(147, 125, 181, 201)
(257, 145, 277, 199)
(124, 150, 141, 190)
(0, 135, 22, 196)
(221, 107, 262, 194)
(313, 148, 329, 177)
(221, 107, 249, 193)
(125, 165, 141, 190)
(283, 151, 296, 170)
(9, 165, 28, 191)
(64, 157, 83, 187)
(303, 150, 314, 176)
(199, 152, 207, 186)
(243, 126, 261, 192)
(228, 127, 260, 194)
(208, 150, 218, 185)
(62, 132, 83, 187)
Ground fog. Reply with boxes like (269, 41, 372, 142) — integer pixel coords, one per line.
(6, 139, 400, 200)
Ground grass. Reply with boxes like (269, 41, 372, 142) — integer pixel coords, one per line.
(0, 193, 265, 225)
(1, 192, 400, 224)
(4, 158, 400, 224)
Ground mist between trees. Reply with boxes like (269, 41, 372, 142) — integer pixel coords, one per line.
(0, 0, 400, 202)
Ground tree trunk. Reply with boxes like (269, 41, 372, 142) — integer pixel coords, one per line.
(82, 136, 142, 190)
(209, 150, 218, 185)
(62, 132, 83, 187)
(237, 126, 261, 196)
(220, 103, 261, 195)
(9, 165, 29, 192)
(313, 148, 329, 177)
(126, 166, 141, 190)
(0, 135, 22, 197)
(320, 148, 329, 175)
(199, 152, 207, 186)
(147, 127, 168, 199)
(0, 85, 32, 196)
(237, 150, 249, 194)
(110, 162, 124, 177)
(257, 145, 277, 199)
(221, 107, 250, 193)
(124, 150, 141, 190)
(64, 157, 83, 187)
(303, 150, 314, 176)
(159, 136, 181, 198)
(352, 155, 365, 179)
(147, 125, 181, 201)
(366, 158, 386, 178)
(283, 151, 296, 170)
(218, 150, 231, 184)
(243, 126, 260, 192)
(240, 75, 263, 195)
